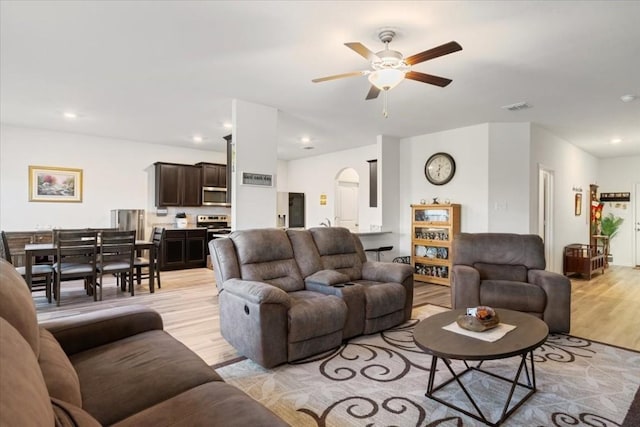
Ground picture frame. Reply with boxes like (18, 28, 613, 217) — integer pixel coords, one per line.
(241, 171, 273, 187)
(574, 193, 582, 216)
(29, 165, 83, 203)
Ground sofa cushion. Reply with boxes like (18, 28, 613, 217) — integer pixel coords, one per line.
(0, 258, 40, 355)
(287, 229, 323, 277)
(453, 233, 546, 270)
(0, 318, 55, 426)
(305, 269, 350, 286)
(51, 397, 100, 427)
(69, 329, 222, 425)
(287, 291, 347, 342)
(353, 281, 406, 319)
(231, 228, 293, 264)
(112, 382, 288, 427)
(240, 259, 304, 292)
(309, 227, 364, 280)
(38, 328, 82, 407)
(231, 229, 304, 292)
(474, 262, 528, 282)
(480, 280, 547, 313)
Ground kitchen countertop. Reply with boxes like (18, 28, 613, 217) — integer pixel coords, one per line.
(162, 226, 207, 231)
(353, 231, 392, 236)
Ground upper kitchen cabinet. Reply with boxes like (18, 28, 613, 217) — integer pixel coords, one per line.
(197, 162, 226, 188)
(155, 162, 202, 207)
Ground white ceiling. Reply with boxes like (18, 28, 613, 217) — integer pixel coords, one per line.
(1, 1, 639, 160)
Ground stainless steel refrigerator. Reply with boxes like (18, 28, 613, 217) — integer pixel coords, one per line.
(110, 209, 146, 240)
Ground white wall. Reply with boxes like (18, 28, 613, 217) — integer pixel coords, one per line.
(398, 124, 491, 255)
(530, 124, 599, 271)
(379, 135, 401, 233)
(0, 124, 226, 234)
(488, 123, 531, 232)
(286, 144, 377, 230)
(597, 156, 640, 266)
(231, 100, 278, 230)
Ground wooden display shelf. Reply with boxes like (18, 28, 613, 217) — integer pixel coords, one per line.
(411, 204, 460, 286)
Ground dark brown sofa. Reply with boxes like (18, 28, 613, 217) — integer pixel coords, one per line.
(209, 227, 413, 368)
(0, 258, 288, 426)
(451, 233, 571, 333)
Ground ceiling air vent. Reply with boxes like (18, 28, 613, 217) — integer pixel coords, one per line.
(501, 101, 531, 111)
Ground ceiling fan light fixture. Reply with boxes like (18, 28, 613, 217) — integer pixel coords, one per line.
(368, 68, 405, 91)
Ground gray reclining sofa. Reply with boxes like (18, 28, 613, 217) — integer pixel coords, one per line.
(210, 227, 413, 368)
(0, 258, 288, 426)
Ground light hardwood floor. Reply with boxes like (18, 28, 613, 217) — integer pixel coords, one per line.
(34, 265, 640, 365)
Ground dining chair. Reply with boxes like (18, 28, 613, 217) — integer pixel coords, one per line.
(133, 226, 163, 290)
(52, 230, 98, 306)
(96, 230, 136, 300)
(0, 230, 54, 302)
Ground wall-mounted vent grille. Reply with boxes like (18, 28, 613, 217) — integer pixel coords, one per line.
(501, 101, 531, 111)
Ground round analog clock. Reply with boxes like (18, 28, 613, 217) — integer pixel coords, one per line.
(424, 152, 456, 185)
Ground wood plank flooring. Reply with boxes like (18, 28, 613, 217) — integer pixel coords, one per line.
(34, 265, 640, 365)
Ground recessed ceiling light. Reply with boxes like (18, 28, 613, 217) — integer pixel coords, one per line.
(301, 136, 310, 143)
(63, 111, 77, 119)
(223, 122, 232, 129)
(611, 138, 622, 144)
(620, 94, 637, 103)
(192, 135, 203, 143)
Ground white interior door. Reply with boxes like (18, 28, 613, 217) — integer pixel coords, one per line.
(635, 183, 640, 266)
(336, 181, 359, 231)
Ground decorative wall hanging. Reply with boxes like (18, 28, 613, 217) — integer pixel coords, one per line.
(29, 165, 83, 203)
(574, 193, 582, 216)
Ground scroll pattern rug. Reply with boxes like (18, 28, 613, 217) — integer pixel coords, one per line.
(216, 305, 640, 426)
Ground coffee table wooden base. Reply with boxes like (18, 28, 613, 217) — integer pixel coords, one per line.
(426, 349, 537, 427)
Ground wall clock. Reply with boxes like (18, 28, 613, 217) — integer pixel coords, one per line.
(424, 152, 456, 185)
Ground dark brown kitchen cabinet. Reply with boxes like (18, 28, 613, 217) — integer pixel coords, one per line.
(198, 162, 226, 188)
(160, 229, 207, 271)
(155, 162, 202, 207)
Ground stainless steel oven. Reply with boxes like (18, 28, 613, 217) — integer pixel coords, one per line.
(202, 187, 229, 206)
(196, 215, 231, 250)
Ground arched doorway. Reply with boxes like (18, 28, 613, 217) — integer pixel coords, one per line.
(335, 168, 359, 232)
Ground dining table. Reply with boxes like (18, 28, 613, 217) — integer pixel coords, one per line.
(23, 240, 156, 293)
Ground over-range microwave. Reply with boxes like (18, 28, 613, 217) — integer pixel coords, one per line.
(202, 187, 229, 206)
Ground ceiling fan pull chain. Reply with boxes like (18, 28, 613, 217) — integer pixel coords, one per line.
(383, 90, 389, 118)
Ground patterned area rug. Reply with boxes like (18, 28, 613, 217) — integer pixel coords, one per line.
(216, 305, 640, 426)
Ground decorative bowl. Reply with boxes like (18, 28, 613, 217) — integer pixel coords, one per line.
(456, 306, 500, 332)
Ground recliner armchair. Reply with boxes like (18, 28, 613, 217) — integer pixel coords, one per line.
(451, 233, 571, 333)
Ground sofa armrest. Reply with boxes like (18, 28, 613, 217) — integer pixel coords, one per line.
(223, 278, 291, 309)
(361, 261, 412, 283)
(528, 269, 571, 333)
(40, 305, 163, 356)
(305, 269, 351, 287)
(451, 265, 481, 309)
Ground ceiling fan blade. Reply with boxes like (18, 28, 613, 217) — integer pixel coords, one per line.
(404, 41, 462, 65)
(365, 85, 381, 100)
(345, 42, 379, 61)
(312, 71, 366, 83)
(405, 71, 452, 87)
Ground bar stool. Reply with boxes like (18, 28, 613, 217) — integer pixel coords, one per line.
(365, 245, 393, 261)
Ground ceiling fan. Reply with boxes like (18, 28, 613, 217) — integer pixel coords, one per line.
(312, 30, 462, 115)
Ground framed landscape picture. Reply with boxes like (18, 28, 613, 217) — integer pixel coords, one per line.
(29, 165, 83, 202)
